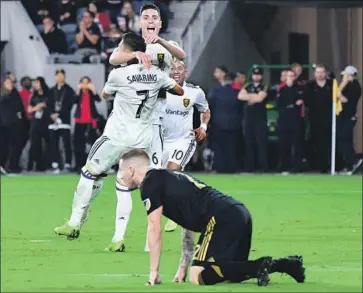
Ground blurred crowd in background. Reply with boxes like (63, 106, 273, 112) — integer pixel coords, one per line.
(21, 0, 172, 73)
(1, 63, 361, 176)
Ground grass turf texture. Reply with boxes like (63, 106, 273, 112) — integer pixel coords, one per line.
(1, 174, 362, 292)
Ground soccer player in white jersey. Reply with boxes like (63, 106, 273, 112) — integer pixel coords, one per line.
(109, 3, 185, 168)
(54, 33, 184, 252)
(163, 59, 210, 232)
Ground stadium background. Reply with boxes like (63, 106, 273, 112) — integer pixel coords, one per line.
(1, 1, 362, 292)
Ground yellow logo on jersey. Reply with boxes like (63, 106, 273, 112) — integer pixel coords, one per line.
(157, 53, 166, 71)
(183, 98, 190, 108)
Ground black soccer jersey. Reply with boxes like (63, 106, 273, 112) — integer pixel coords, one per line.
(139, 169, 242, 232)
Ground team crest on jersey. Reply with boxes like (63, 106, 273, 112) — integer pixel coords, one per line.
(157, 53, 165, 70)
(183, 98, 190, 108)
(143, 198, 151, 211)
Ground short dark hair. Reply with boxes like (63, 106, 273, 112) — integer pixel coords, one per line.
(140, 3, 160, 16)
(315, 63, 327, 71)
(216, 65, 228, 74)
(55, 69, 65, 75)
(121, 149, 150, 162)
(80, 76, 91, 83)
(122, 32, 146, 53)
(85, 10, 95, 18)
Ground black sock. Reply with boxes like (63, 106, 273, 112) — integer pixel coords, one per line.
(199, 257, 269, 285)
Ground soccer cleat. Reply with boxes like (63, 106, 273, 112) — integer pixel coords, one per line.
(272, 255, 305, 283)
(257, 257, 273, 286)
(165, 219, 178, 232)
(54, 222, 80, 240)
(104, 241, 126, 252)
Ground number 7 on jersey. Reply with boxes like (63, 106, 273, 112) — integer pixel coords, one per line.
(135, 90, 150, 118)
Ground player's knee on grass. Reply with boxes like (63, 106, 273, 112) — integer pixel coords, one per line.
(189, 266, 205, 285)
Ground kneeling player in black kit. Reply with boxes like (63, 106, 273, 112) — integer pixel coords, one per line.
(119, 149, 305, 287)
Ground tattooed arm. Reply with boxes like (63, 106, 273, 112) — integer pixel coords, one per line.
(173, 229, 195, 282)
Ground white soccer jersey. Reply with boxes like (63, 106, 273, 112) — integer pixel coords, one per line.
(146, 41, 180, 125)
(102, 64, 176, 148)
(163, 82, 209, 141)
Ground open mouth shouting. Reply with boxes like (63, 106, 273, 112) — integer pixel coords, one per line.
(147, 27, 156, 34)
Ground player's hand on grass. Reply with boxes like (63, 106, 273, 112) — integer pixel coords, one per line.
(146, 271, 162, 286)
(194, 127, 207, 142)
(172, 266, 187, 283)
(134, 52, 152, 69)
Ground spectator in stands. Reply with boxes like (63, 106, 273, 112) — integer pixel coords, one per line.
(280, 70, 288, 84)
(5, 72, 17, 89)
(336, 65, 362, 175)
(75, 11, 102, 57)
(18, 76, 33, 166)
(28, 77, 51, 171)
(73, 76, 100, 171)
(276, 70, 304, 174)
(27, 0, 55, 31)
(213, 65, 228, 86)
(116, 1, 141, 33)
(232, 70, 246, 90)
(291, 63, 303, 81)
(88, 1, 112, 34)
(41, 16, 68, 54)
(303, 64, 333, 173)
(59, 0, 77, 34)
(238, 68, 269, 173)
(0, 77, 27, 174)
(19, 77, 33, 120)
(48, 69, 75, 173)
(105, 0, 123, 21)
(103, 24, 123, 48)
(208, 72, 240, 173)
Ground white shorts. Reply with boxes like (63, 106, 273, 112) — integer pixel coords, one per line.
(85, 135, 151, 175)
(150, 124, 163, 168)
(162, 137, 197, 169)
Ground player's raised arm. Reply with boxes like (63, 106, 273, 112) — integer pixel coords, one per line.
(157, 39, 185, 61)
(109, 38, 151, 68)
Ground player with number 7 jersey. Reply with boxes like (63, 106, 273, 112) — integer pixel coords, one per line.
(102, 64, 177, 150)
(54, 33, 184, 252)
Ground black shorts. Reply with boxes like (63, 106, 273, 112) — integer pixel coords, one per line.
(192, 205, 252, 265)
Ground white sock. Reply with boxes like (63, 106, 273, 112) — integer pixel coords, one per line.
(112, 180, 132, 243)
(68, 167, 97, 227)
(144, 226, 150, 252)
(81, 178, 104, 223)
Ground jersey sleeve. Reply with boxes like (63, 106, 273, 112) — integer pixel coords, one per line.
(159, 71, 177, 91)
(195, 88, 209, 112)
(140, 172, 163, 215)
(103, 69, 120, 95)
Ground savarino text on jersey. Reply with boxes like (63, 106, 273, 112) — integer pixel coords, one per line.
(127, 74, 157, 84)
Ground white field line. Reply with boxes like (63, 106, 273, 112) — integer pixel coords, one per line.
(29, 240, 52, 243)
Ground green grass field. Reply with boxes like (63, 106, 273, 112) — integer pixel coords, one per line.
(1, 174, 362, 292)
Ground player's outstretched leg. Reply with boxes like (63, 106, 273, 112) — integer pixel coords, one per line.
(54, 168, 105, 240)
(105, 176, 133, 252)
(270, 255, 305, 283)
(190, 257, 273, 286)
